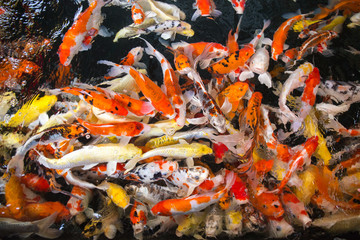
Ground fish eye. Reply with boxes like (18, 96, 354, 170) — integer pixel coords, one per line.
(96, 222, 102, 229)
(85, 134, 91, 139)
(89, 225, 95, 232)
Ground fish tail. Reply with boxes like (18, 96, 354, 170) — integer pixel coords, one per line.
(140, 101, 155, 115)
(140, 37, 156, 57)
(225, 170, 236, 190)
(35, 212, 63, 239)
(98, 60, 131, 77)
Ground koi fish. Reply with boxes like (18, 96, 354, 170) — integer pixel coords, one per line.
(273, 136, 319, 192)
(267, 217, 294, 238)
(207, 20, 270, 75)
(313, 0, 360, 20)
(125, 160, 178, 183)
(151, 171, 235, 216)
(227, 0, 246, 14)
(192, 0, 222, 21)
(119, 46, 146, 68)
(76, 118, 150, 137)
(125, 182, 178, 206)
(98, 61, 176, 119)
(175, 212, 206, 238)
(142, 38, 186, 126)
(24, 201, 70, 222)
(271, 13, 306, 61)
(82, 197, 123, 239)
(0, 212, 62, 239)
(168, 166, 209, 197)
(242, 92, 263, 132)
(37, 143, 142, 172)
(58, 0, 111, 66)
(248, 187, 285, 219)
(281, 47, 298, 65)
(66, 186, 92, 216)
(224, 203, 242, 236)
(278, 62, 314, 123)
(20, 174, 51, 193)
(98, 181, 130, 209)
(130, 200, 148, 238)
(297, 30, 338, 60)
(5, 94, 57, 128)
(205, 204, 224, 238)
(131, 1, 146, 25)
(8, 123, 90, 175)
(248, 47, 272, 88)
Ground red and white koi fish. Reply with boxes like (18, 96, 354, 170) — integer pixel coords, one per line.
(131, 1, 146, 25)
(227, 0, 246, 14)
(98, 60, 176, 119)
(66, 186, 92, 216)
(167, 166, 209, 197)
(89, 162, 126, 178)
(292, 67, 321, 130)
(280, 187, 311, 227)
(125, 160, 178, 183)
(272, 136, 319, 193)
(142, 38, 186, 126)
(297, 30, 338, 60)
(58, 0, 111, 66)
(130, 200, 148, 238)
(271, 13, 307, 61)
(192, 0, 222, 21)
(150, 171, 235, 216)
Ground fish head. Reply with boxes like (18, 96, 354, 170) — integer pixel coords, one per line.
(205, 214, 223, 237)
(194, 143, 214, 156)
(130, 47, 144, 62)
(83, 218, 104, 238)
(185, 166, 209, 185)
(212, 44, 229, 58)
(210, 115, 227, 133)
(132, 222, 145, 235)
(250, 48, 269, 74)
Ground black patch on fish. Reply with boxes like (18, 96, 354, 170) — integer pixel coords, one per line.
(153, 172, 163, 179)
(89, 99, 94, 105)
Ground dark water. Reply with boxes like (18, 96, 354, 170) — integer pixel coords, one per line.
(0, 0, 360, 239)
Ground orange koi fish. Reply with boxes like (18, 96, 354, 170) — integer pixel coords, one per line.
(273, 136, 319, 193)
(299, 67, 321, 120)
(130, 200, 148, 236)
(24, 201, 70, 222)
(281, 47, 298, 64)
(119, 46, 145, 67)
(151, 171, 235, 216)
(243, 92, 262, 131)
(271, 14, 306, 61)
(5, 175, 26, 220)
(58, 0, 110, 66)
(172, 47, 193, 74)
(142, 38, 186, 126)
(248, 186, 285, 218)
(207, 20, 269, 75)
(192, 0, 222, 21)
(98, 60, 176, 119)
(313, 0, 360, 20)
(76, 118, 150, 137)
(56, 87, 129, 116)
(226, 18, 241, 54)
(131, 1, 146, 25)
(297, 30, 338, 60)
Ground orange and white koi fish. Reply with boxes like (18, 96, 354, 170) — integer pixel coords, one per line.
(242, 92, 263, 132)
(142, 38, 186, 126)
(119, 46, 146, 68)
(272, 136, 319, 193)
(89, 162, 126, 178)
(227, 0, 246, 14)
(20, 174, 51, 193)
(98, 60, 176, 119)
(281, 47, 298, 65)
(76, 118, 150, 137)
(297, 30, 338, 60)
(271, 14, 306, 61)
(151, 171, 235, 216)
(313, 0, 360, 20)
(280, 187, 311, 227)
(58, 0, 111, 66)
(130, 200, 148, 238)
(192, 0, 222, 21)
(279, 62, 314, 123)
(125, 160, 178, 183)
(66, 186, 92, 216)
(53, 86, 129, 116)
(131, 1, 146, 25)
(207, 20, 270, 75)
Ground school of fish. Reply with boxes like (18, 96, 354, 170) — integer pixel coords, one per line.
(0, 0, 360, 239)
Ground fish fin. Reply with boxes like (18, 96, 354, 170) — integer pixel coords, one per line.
(107, 161, 118, 176)
(211, 10, 222, 18)
(7, 153, 25, 176)
(186, 157, 194, 167)
(133, 62, 147, 69)
(258, 72, 272, 88)
(183, 90, 195, 104)
(98, 60, 131, 77)
(104, 224, 117, 239)
(220, 97, 232, 114)
(82, 163, 99, 170)
(184, 185, 196, 197)
(161, 31, 174, 40)
(99, 26, 113, 37)
(191, 10, 201, 21)
(186, 116, 208, 125)
(35, 212, 63, 239)
(262, 37, 273, 46)
(283, 44, 290, 50)
(119, 136, 131, 146)
(38, 112, 49, 126)
(140, 101, 155, 115)
(199, 58, 212, 69)
(124, 156, 141, 173)
(239, 70, 254, 81)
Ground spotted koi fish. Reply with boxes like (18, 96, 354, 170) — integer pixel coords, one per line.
(192, 0, 222, 21)
(130, 200, 148, 237)
(131, 1, 146, 25)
